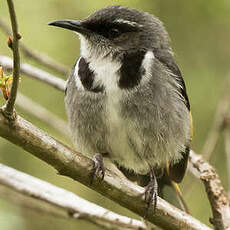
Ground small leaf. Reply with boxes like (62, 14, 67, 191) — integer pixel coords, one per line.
(0, 66, 14, 100)
(0, 66, 3, 78)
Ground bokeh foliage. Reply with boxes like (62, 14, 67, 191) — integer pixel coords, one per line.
(0, 0, 230, 229)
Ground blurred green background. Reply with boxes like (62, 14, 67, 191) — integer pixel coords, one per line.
(0, 0, 230, 229)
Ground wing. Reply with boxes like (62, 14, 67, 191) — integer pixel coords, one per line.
(156, 54, 190, 111)
(156, 53, 192, 183)
(65, 60, 78, 96)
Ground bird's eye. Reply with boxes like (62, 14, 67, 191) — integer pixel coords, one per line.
(108, 28, 121, 39)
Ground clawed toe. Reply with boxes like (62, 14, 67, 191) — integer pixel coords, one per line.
(144, 168, 158, 217)
(145, 180, 158, 211)
(90, 153, 105, 185)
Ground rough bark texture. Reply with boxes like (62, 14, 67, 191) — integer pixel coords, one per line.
(189, 151, 230, 230)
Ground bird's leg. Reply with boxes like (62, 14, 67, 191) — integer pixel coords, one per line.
(144, 167, 158, 212)
(90, 153, 105, 185)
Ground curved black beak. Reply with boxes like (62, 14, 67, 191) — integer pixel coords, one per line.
(48, 19, 89, 34)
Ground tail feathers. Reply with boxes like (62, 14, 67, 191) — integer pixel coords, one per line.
(167, 147, 189, 183)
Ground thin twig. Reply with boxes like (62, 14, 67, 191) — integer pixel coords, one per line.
(224, 130, 230, 194)
(0, 110, 212, 230)
(4, 0, 20, 117)
(0, 55, 65, 91)
(201, 100, 229, 160)
(185, 74, 230, 200)
(0, 18, 69, 75)
(189, 151, 230, 230)
(16, 92, 69, 137)
(0, 163, 148, 230)
(202, 74, 230, 160)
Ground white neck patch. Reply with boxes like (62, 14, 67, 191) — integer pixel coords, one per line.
(77, 36, 122, 92)
(73, 55, 121, 92)
(140, 51, 155, 85)
(75, 36, 155, 92)
(73, 58, 84, 90)
(89, 57, 121, 92)
(79, 35, 92, 59)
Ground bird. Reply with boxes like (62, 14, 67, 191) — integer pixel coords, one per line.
(49, 5, 192, 210)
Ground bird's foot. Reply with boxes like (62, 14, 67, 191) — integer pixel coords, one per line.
(90, 153, 105, 185)
(144, 168, 158, 216)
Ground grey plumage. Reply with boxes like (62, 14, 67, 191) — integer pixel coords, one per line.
(50, 5, 191, 183)
(65, 56, 190, 175)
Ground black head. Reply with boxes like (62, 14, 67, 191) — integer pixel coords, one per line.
(49, 5, 171, 59)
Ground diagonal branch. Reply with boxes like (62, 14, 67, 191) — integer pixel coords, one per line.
(0, 163, 148, 230)
(0, 109, 211, 230)
(16, 92, 69, 137)
(0, 18, 69, 75)
(0, 55, 65, 91)
(202, 73, 230, 160)
(4, 0, 20, 117)
(224, 130, 230, 195)
(189, 151, 230, 230)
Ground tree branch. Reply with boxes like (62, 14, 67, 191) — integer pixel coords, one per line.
(0, 18, 69, 75)
(0, 163, 149, 230)
(0, 108, 211, 230)
(189, 151, 230, 230)
(0, 55, 65, 91)
(4, 0, 20, 117)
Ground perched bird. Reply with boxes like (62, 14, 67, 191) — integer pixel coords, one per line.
(49, 5, 192, 209)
